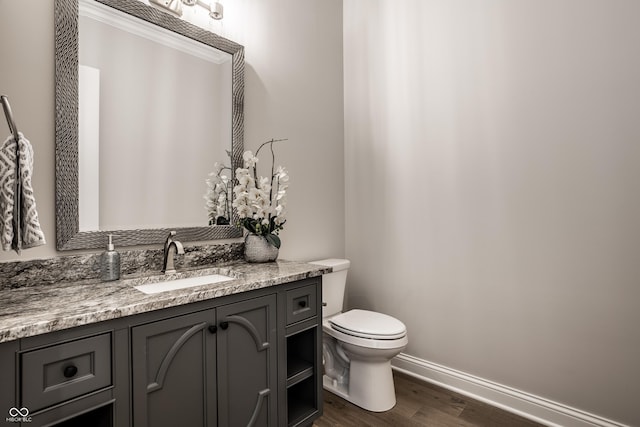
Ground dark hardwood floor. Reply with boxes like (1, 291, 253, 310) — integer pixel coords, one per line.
(314, 371, 546, 427)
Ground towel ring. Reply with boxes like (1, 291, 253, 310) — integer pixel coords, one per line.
(1, 94, 24, 253)
(1, 95, 20, 141)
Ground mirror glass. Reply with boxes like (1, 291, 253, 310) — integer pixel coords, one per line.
(55, 0, 244, 250)
(78, 0, 231, 231)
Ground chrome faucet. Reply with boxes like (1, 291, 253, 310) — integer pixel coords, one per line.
(162, 231, 184, 274)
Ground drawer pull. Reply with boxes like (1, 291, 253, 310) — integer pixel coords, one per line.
(219, 321, 229, 330)
(298, 300, 307, 308)
(208, 325, 218, 334)
(63, 365, 78, 378)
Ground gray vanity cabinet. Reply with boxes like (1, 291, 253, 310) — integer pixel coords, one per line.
(131, 309, 217, 427)
(216, 295, 278, 426)
(131, 294, 277, 427)
(0, 275, 323, 426)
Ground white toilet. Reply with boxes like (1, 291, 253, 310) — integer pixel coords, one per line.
(310, 259, 408, 412)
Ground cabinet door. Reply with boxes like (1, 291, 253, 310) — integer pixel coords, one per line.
(132, 310, 217, 427)
(217, 295, 278, 427)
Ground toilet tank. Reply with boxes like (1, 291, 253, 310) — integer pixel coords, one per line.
(309, 259, 351, 318)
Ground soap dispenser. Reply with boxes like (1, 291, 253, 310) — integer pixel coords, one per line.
(101, 234, 121, 281)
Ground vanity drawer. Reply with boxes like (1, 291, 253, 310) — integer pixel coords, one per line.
(286, 284, 318, 325)
(21, 333, 112, 412)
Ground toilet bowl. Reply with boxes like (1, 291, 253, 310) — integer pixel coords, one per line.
(323, 310, 408, 411)
(310, 259, 408, 412)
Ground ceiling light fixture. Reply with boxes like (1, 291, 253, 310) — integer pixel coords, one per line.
(149, 0, 224, 20)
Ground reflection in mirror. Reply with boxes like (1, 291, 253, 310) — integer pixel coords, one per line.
(55, 0, 244, 250)
(78, 0, 232, 231)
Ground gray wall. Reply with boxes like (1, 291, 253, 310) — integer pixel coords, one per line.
(0, 0, 55, 261)
(0, 0, 344, 261)
(343, 1, 640, 426)
(220, 0, 345, 262)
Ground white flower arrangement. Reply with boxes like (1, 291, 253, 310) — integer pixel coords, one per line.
(204, 156, 233, 225)
(204, 139, 289, 248)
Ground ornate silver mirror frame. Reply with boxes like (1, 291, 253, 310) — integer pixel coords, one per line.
(55, 0, 244, 250)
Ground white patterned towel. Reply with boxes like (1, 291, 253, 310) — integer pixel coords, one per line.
(0, 132, 46, 253)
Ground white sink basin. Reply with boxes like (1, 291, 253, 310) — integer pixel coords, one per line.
(133, 273, 234, 295)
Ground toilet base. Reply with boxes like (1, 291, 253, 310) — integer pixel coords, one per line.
(322, 357, 397, 412)
(323, 374, 350, 400)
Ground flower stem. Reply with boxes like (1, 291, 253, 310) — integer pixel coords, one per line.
(255, 138, 287, 232)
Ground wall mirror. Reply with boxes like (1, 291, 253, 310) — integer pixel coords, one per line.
(55, 0, 244, 250)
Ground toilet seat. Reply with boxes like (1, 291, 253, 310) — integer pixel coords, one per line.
(329, 309, 407, 340)
(323, 310, 408, 350)
(323, 318, 408, 350)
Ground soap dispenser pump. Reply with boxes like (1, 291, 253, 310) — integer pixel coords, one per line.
(101, 234, 121, 281)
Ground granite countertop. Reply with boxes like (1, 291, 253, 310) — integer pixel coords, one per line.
(0, 260, 330, 343)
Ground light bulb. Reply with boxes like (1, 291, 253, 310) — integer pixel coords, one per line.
(210, 1, 223, 20)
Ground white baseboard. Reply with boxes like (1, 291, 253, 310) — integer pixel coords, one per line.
(391, 353, 629, 427)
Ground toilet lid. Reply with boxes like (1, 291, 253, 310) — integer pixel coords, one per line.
(329, 309, 406, 340)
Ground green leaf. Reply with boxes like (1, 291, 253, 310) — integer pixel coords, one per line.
(265, 233, 281, 249)
(241, 218, 259, 234)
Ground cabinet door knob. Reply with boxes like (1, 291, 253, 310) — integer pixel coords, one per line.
(208, 325, 218, 334)
(298, 300, 307, 308)
(63, 365, 78, 378)
(219, 321, 229, 330)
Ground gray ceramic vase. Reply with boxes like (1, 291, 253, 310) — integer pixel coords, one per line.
(244, 233, 279, 263)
